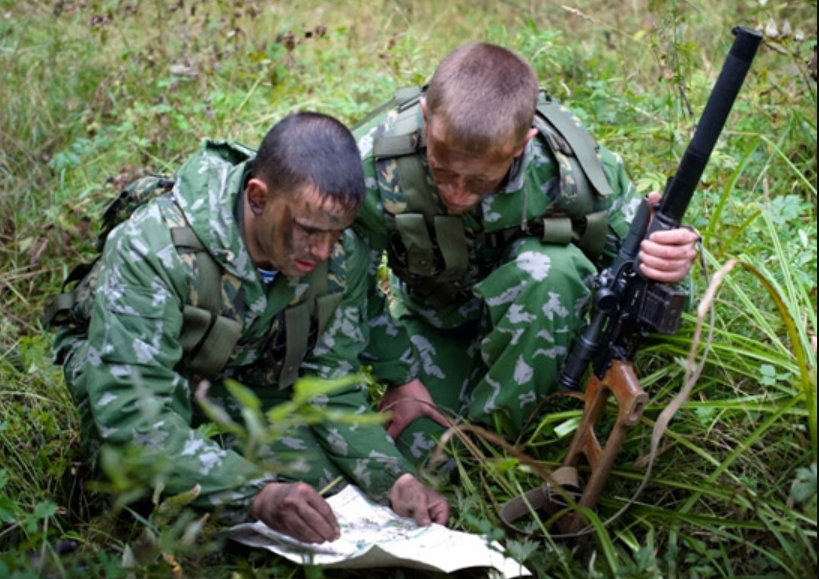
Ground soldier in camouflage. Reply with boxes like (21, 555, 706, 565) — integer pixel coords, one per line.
(54, 113, 448, 543)
(353, 43, 699, 462)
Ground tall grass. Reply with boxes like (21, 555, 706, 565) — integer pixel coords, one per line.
(1, 0, 816, 577)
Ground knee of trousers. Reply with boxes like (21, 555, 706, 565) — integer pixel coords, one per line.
(494, 238, 597, 304)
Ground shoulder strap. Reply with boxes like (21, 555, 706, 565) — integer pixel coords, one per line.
(171, 226, 244, 381)
(535, 92, 613, 198)
(355, 85, 425, 133)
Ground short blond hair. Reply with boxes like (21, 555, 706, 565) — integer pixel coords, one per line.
(426, 43, 539, 154)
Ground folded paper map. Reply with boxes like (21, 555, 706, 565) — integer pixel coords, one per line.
(228, 485, 532, 577)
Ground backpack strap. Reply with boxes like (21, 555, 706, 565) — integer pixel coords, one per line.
(355, 85, 425, 133)
(534, 91, 612, 261)
(171, 227, 244, 381)
(535, 92, 613, 198)
(41, 262, 97, 327)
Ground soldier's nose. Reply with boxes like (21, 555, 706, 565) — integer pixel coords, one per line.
(312, 238, 334, 262)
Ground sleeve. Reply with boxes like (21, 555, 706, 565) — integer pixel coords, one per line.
(302, 230, 415, 501)
(599, 146, 644, 263)
(70, 205, 270, 521)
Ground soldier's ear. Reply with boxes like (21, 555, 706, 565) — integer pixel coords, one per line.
(245, 178, 269, 214)
(420, 97, 428, 123)
(514, 128, 539, 158)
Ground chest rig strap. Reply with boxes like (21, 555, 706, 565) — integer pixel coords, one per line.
(277, 259, 345, 390)
(532, 91, 612, 261)
(171, 226, 244, 381)
(373, 96, 470, 286)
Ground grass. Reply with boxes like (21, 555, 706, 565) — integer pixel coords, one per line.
(1, 0, 817, 577)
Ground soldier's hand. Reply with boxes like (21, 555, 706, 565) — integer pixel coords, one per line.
(640, 191, 699, 283)
(251, 482, 341, 544)
(379, 379, 449, 440)
(388, 474, 450, 527)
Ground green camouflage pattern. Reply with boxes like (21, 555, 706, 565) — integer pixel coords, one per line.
(54, 140, 414, 522)
(353, 98, 642, 457)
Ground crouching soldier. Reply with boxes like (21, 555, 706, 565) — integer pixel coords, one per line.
(47, 113, 449, 543)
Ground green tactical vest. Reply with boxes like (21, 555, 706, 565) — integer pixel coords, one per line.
(43, 175, 343, 389)
(366, 87, 614, 308)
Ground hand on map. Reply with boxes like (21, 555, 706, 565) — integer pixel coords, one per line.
(639, 191, 699, 283)
(252, 482, 341, 544)
(379, 378, 449, 439)
(388, 473, 450, 527)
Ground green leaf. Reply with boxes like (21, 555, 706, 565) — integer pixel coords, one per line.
(33, 500, 58, 520)
(154, 484, 202, 529)
(0, 494, 16, 523)
(505, 539, 539, 563)
(291, 374, 363, 406)
(791, 463, 817, 504)
(225, 379, 262, 412)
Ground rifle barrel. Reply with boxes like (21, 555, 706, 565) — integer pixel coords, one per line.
(658, 27, 763, 224)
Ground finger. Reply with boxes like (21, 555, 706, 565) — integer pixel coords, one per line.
(280, 515, 328, 544)
(387, 417, 406, 440)
(639, 251, 694, 272)
(301, 491, 341, 539)
(641, 239, 697, 261)
(639, 263, 689, 283)
(647, 228, 700, 245)
(424, 407, 450, 429)
(429, 497, 450, 525)
(646, 191, 662, 205)
(410, 498, 432, 527)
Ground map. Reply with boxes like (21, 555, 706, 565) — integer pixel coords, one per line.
(228, 485, 532, 577)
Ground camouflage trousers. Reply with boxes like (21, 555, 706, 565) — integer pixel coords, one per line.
(393, 238, 596, 464)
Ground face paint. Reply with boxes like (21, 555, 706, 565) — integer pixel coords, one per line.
(246, 184, 357, 279)
(424, 112, 531, 215)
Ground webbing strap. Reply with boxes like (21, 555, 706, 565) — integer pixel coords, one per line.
(274, 259, 345, 389)
(41, 262, 97, 327)
(316, 293, 344, 338)
(171, 226, 243, 380)
(578, 210, 610, 260)
(395, 214, 436, 276)
(170, 226, 204, 250)
(435, 216, 469, 283)
(41, 293, 77, 327)
(306, 260, 329, 313)
(373, 131, 427, 159)
(354, 86, 424, 132)
(179, 306, 213, 354)
(280, 303, 311, 389)
(541, 217, 574, 246)
(536, 96, 613, 198)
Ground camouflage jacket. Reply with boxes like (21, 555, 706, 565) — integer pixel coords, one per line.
(55, 141, 414, 519)
(354, 97, 642, 331)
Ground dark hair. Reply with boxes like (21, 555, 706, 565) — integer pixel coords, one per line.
(426, 43, 539, 154)
(253, 112, 365, 209)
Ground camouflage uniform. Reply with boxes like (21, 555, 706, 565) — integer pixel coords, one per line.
(54, 141, 415, 522)
(354, 99, 642, 460)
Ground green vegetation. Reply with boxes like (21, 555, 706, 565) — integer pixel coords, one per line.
(1, 0, 816, 577)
